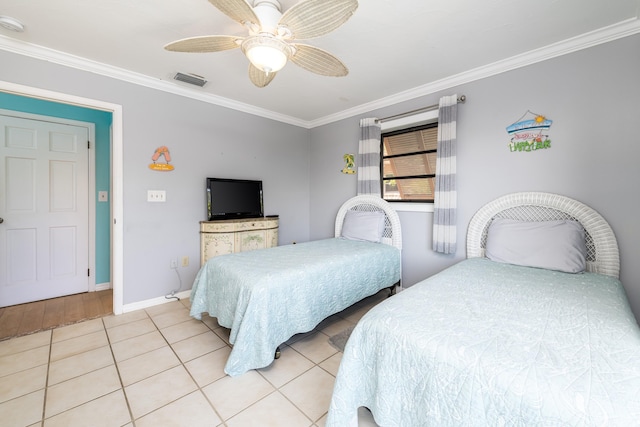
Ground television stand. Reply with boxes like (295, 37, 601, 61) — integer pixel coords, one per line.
(199, 217, 279, 265)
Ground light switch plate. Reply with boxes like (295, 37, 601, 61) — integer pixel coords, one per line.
(98, 191, 108, 202)
(147, 190, 166, 202)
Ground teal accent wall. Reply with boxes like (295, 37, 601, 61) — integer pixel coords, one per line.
(0, 92, 113, 285)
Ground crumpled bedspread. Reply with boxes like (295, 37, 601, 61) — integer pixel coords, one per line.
(189, 238, 400, 376)
(327, 257, 640, 426)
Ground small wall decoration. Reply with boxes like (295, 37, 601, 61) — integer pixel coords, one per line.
(506, 111, 553, 152)
(341, 153, 356, 174)
(149, 146, 174, 171)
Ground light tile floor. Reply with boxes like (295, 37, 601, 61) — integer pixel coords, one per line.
(0, 291, 387, 427)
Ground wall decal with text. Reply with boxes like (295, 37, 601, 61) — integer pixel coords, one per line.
(506, 111, 553, 152)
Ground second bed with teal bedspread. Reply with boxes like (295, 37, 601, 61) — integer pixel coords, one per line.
(327, 258, 640, 426)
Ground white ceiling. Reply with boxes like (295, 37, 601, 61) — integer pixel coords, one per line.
(1, 0, 639, 127)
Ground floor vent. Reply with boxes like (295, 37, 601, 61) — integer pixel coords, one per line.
(173, 72, 207, 87)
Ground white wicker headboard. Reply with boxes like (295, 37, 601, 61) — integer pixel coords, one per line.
(467, 192, 619, 278)
(335, 195, 402, 250)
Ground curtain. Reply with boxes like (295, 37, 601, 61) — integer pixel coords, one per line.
(357, 118, 381, 196)
(432, 95, 458, 254)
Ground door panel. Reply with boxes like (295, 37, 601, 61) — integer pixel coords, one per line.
(50, 226, 77, 278)
(50, 160, 77, 211)
(6, 156, 36, 212)
(7, 228, 37, 283)
(0, 114, 89, 307)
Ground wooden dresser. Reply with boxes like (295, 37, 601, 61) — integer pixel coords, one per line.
(199, 216, 279, 265)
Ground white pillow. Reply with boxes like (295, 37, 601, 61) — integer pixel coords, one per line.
(485, 218, 587, 273)
(341, 210, 386, 243)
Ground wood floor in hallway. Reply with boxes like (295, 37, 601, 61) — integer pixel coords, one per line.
(0, 289, 113, 341)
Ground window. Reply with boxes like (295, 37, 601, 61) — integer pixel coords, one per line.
(381, 123, 438, 202)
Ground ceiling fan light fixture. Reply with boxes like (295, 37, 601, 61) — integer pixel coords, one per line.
(165, 0, 358, 87)
(242, 35, 290, 74)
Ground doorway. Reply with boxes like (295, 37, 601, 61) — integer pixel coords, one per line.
(0, 81, 124, 314)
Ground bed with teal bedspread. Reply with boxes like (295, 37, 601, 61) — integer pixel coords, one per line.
(327, 192, 640, 426)
(190, 237, 400, 376)
(327, 257, 640, 426)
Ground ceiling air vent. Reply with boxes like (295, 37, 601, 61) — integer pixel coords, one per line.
(173, 72, 207, 87)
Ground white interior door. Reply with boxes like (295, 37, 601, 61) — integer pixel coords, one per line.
(0, 113, 89, 307)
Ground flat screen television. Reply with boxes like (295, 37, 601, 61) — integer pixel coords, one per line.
(206, 177, 263, 220)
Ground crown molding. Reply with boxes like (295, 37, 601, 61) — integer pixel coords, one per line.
(0, 34, 308, 128)
(2, 17, 639, 130)
(309, 17, 640, 128)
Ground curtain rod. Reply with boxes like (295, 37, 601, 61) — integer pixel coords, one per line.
(376, 95, 466, 123)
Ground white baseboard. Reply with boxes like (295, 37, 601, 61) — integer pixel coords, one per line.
(95, 282, 111, 292)
(121, 290, 192, 313)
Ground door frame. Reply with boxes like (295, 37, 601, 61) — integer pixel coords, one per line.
(0, 80, 124, 314)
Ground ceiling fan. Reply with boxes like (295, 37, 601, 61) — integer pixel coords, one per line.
(164, 0, 358, 87)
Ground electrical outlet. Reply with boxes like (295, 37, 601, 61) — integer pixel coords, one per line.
(170, 259, 178, 269)
(181, 256, 189, 267)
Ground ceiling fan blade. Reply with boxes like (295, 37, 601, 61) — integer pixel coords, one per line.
(164, 35, 241, 53)
(208, 0, 260, 28)
(279, 0, 358, 40)
(290, 44, 348, 76)
(248, 63, 277, 87)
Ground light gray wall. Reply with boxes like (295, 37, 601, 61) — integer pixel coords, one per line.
(309, 119, 360, 235)
(2, 34, 639, 318)
(1, 50, 311, 305)
(309, 34, 640, 322)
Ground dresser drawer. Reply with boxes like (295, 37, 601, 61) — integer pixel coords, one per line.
(200, 217, 279, 265)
